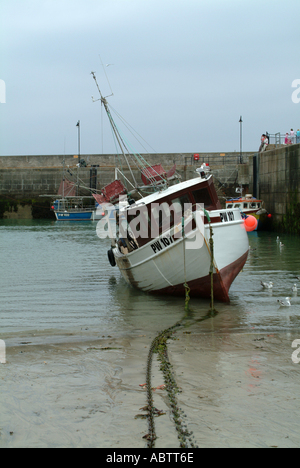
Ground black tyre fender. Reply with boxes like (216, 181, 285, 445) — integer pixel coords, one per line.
(107, 248, 116, 267)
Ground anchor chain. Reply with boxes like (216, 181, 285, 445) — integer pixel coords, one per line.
(144, 319, 197, 448)
(143, 208, 217, 447)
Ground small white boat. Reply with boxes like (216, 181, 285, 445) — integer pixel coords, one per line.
(226, 193, 271, 231)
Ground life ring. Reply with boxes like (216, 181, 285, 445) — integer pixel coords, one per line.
(107, 248, 116, 267)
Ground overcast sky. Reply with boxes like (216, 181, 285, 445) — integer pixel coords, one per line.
(0, 0, 299, 157)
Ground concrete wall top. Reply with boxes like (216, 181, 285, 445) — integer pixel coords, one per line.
(0, 152, 255, 169)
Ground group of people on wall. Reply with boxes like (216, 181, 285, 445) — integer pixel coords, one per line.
(284, 129, 300, 145)
(259, 129, 300, 152)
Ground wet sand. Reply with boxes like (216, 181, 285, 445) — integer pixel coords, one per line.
(1, 326, 300, 448)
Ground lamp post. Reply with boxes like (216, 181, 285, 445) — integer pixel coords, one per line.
(76, 120, 80, 196)
(239, 116, 243, 164)
(76, 120, 80, 159)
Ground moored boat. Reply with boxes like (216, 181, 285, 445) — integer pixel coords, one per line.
(91, 71, 251, 302)
(42, 158, 99, 221)
(226, 193, 271, 231)
(51, 197, 95, 221)
(109, 175, 249, 302)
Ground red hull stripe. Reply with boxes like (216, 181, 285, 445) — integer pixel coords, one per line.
(149, 250, 249, 302)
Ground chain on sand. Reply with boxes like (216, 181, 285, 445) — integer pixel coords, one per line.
(142, 280, 219, 448)
(143, 223, 217, 447)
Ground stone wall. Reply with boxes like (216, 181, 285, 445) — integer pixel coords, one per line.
(0, 152, 254, 218)
(249, 143, 300, 232)
(0, 152, 253, 198)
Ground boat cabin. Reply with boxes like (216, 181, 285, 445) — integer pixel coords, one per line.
(226, 194, 262, 212)
(116, 175, 221, 253)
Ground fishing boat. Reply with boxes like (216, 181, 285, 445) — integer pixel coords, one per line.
(43, 157, 98, 221)
(91, 72, 251, 301)
(51, 197, 95, 221)
(50, 179, 96, 221)
(225, 191, 271, 231)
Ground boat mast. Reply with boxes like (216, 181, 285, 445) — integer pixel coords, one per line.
(91, 71, 139, 188)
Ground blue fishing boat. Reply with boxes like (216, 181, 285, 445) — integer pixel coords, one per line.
(51, 197, 95, 221)
(48, 156, 98, 221)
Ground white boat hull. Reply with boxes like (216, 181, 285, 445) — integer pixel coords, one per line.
(113, 208, 249, 302)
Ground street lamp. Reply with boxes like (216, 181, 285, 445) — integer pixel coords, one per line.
(76, 120, 80, 159)
(239, 116, 243, 164)
(76, 120, 80, 196)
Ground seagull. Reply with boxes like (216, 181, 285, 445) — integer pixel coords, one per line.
(292, 284, 298, 292)
(277, 297, 291, 307)
(276, 236, 280, 242)
(261, 281, 273, 289)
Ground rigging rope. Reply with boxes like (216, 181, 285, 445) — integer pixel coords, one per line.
(91, 72, 167, 191)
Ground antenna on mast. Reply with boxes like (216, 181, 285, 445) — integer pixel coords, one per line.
(99, 54, 114, 98)
(91, 71, 139, 188)
(90, 70, 165, 191)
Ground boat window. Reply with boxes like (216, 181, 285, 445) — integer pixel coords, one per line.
(192, 188, 213, 209)
(121, 205, 149, 245)
(250, 203, 256, 208)
(151, 202, 173, 233)
(171, 194, 191, 216)
(257, 203, 261, 208)
(227, 204, 233, 208)
(243, 203, 248, 209)
(150, 194, 191, 237)
(234, 204, 241, 208)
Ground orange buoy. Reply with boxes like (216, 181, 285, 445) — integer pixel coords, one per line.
(244, 215, 258, 232)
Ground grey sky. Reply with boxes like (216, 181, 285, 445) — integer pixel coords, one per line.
(0, 0, 299, 156)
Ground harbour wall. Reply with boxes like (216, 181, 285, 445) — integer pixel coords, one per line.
(249, 143, 300, 234)
(0, 152, 252, 219)
(2, 147, 299, 232)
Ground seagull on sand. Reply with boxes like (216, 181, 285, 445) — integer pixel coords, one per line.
(277, 297, 292, 307)
(261, 281, 273, 289)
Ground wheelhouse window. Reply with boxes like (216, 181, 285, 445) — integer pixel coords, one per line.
(151, 202, 172, 229)
(192, 187, 213, 209)
(170, 194, 194, 236)
(127, 205, 149, 238)
(171, 194, 191, 215)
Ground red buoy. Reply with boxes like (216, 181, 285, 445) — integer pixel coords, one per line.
(267, 213, 272, 218)
(244, 215, 258, 232)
